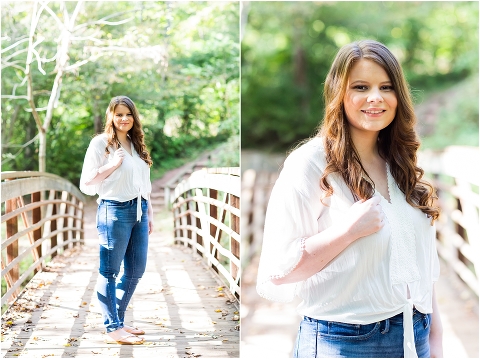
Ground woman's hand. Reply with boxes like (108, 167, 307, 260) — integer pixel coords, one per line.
(429, 334, 443, 358)
(344, 195, 385, 240)
(429, 287, 443, 358)
(111, 148, 125, 168)
(148, 201, 154, 235)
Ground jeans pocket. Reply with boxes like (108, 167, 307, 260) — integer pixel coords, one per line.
(295, 320, 317, 358)
(319, 320, 380, 341)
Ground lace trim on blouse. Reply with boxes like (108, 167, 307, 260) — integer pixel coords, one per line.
(383, 163, 421, 285)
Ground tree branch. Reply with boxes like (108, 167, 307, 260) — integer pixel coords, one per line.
(73, 9, 139, 31)
(69, 1, 84, 30)
(1, 95, 29, 100)
(38, 1, 65, 30)
(1, 38, 30, 54)
(25, 106, 48, 112)
(1, 61, 27, 72)
(26, 1, 44, 132)
(63, 59, 90, 72)
(31, 48, 46, 75)
(3, 48, 29, 63)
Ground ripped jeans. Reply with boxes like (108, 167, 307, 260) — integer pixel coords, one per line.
(96, 198, 149, 333)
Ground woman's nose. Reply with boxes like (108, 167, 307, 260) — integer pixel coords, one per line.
(367, 89, 383, 103)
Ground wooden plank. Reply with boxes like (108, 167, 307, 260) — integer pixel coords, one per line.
(1, 235, 239, 358)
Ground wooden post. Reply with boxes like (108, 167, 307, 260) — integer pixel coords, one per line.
(6, 198, 19, 295)
(195, 198, 203, 257)
(78, 200, 84, 245)
(16, 196, 41, 273)
(51, 200, 58, 259)
(230, 194, 240, 286)
(32, 191, 42, 261)
(209, 189, 218, 272)
(186, 193, 192, 250)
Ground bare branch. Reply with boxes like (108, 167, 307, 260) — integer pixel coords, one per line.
(1, 38, 30, 54)
(63, 59, 89, 72)
(62, 2, 70, 28)
(26, 1, 44, 131)
(31, 48, 46, 75)
(38, 1, 64, 30)
(3, 48, 29, 63)
(69, 1, 84, 30)
(25, 107, 48, 112)
(73, 9, 139, 31)
(1, 134, 40, 166)
(12, 75, 28, 97)
(1, 61, 27, 72)
(27, 68, 44, 131)
(1, 95, 29, 100)
(96, 17, 135, 26)
(2, 134, 39, 149)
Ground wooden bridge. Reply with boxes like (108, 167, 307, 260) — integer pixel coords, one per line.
(241, 147, 479, 358)
(1, 169, 240, 358)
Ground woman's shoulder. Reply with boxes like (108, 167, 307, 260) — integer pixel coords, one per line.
(89, 133, 108, 148)
(284, 137, 326, 170)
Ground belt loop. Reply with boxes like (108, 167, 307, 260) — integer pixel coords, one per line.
(381, 318, 390, 334)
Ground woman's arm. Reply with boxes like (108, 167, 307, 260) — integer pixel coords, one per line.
(272, 195, 385, 285)
(429, 286, 443, 358)
(148, 200, 154, 235)
(85, 148, 124, 186)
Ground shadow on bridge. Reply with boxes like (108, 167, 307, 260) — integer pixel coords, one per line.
(1, 170, 240, 358)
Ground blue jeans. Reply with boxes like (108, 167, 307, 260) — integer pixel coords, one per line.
(294, 309, 431, 358)
(96, 198, 149, 333)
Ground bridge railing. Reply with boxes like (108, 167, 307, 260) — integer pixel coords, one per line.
(172, 167, 240, 299)
(419, 146, 479, 296)
(1, 171, 85, 307)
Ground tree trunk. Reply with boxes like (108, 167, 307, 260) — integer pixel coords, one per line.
(38, 129, 46, 172)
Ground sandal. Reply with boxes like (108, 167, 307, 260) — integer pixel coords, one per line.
(123, 325, 145, 335)
(105, 333, 145, 345)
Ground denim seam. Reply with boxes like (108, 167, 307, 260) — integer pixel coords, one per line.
(318, 322, 381, 341)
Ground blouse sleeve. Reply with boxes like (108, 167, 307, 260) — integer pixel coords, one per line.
(256, 144, 325, 303)
(79, 136, 107, 196)
(431, 222, 440, 282)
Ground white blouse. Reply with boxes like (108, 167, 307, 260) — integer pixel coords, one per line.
(256, 137, 439, 358)
(79, 133, 152, 221)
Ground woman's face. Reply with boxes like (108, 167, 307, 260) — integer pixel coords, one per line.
(112, 104, 134, 134)
(343, 59, 397, 135)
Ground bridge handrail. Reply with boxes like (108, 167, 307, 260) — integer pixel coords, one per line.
(172, 167, 240, 300)
(1, 171, 85, 307)
(418, 146, 479, 296)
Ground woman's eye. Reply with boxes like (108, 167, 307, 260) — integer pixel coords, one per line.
(381, 86, 394, 91)
(354, 85, 368, 90)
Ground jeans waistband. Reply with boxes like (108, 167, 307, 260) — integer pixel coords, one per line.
(101, 198, 147, 205)
(303, 308, 425, 325)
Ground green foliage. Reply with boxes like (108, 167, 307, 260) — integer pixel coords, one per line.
(1, 2, 239, 184)
(421, 75, 479, 149)
(242, 1, 479, 151)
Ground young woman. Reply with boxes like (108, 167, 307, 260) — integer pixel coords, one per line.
(80, 96, 153, 345)
(256, 40, 443, 358)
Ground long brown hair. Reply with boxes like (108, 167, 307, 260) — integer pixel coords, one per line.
(103, 96, 153, 167)
(317, 40, 439, 223)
